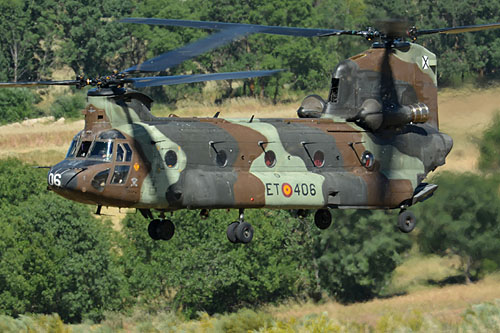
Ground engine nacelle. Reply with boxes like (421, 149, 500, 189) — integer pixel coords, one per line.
(355, 99, 430, 131)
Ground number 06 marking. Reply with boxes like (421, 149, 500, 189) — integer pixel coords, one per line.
(48, 172, 62, 187)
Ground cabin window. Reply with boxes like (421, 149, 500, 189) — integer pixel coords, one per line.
(313, 150, 325, 168)
(91, 169, 110, 192)
(216, 150, 228, 167)
(76, 141, 92, 157)
(165, 150, 177, 168)
(89, 141, 114, 161)
(111, 165, 130, 184)
(265, 150, 276, 168)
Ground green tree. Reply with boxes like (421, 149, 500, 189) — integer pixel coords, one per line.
(0, 158, 46, 206)
(314, 209, 411, 302)
(0, 88, 42, 124)
(0, 160, 127, 323)
(0, 0, 58, 82)
(56, 0, 135, 77)
(120, 209, 316, 318)
(478, 113, 500, 172)
(415, 172, 500, 282)
(50, 92, 86, 120)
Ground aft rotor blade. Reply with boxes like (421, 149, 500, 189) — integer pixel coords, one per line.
(127, 69, 284, 88)
(123, 26, 257, 73)
(416, 22, 500, 36)
(0, 80, 79, 87)
(121, 17, 341, 37)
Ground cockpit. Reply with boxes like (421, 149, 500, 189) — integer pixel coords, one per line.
(49, 128, 139, 201)
(65, 129, 132, 162)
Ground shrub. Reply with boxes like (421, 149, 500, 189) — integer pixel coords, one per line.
(0, 88, 42, 124)
(50, 93, 86, 119)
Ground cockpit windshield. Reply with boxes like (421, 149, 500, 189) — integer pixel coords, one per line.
(76, 141, 92, 157)
(65, 130, 125, 161)
(89, 141, 114, 161)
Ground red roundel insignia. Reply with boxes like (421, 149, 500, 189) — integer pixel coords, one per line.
(282, 183, 293, 198)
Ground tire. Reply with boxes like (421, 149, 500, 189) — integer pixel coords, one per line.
(148, 219, 162, 240)
(226, 222, 239, 243)
(398, 210, 416, 233)
(235, 222, 254, 244)
(314, 209, 332, 229)
(159, 219, 175, 241)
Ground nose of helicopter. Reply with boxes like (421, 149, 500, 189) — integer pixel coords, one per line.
(47, 167, 80, 190)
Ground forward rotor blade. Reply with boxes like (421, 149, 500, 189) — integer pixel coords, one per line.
(126, 69, 284, 88)
(121, 17, 341, 37)
(416, 22, 500, 36)
(0, 80, 79, 87)
(123, 26, 257, 73)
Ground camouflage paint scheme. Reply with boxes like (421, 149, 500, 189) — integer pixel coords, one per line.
(48, 43, 453, 213)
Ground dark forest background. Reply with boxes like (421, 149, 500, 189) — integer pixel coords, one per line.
(1, 0, 500, 105)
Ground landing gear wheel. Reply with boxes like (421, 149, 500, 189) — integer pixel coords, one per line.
(314, 209, 332, 229)
(148, 219, 162, 240)
(148, 219, 175, 241)
(226, 222, 239, 244)
(235, 222, 254, 244)
(159, 219, 175, 240)
(398, 210, 416, 233)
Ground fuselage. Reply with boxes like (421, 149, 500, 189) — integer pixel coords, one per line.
(48, 115, 452, 211)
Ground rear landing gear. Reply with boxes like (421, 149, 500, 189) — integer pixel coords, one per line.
(314, 209, 332, 229)
(148, 218, 175, 241)
(227, 209, 254, 244)
(398, 210, 416, 233)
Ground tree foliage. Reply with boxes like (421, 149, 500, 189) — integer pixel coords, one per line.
(478, 113, 500, 172)
(119, 207, 412, 317)
(314, 209, 411, 302)
(119, 209, 315, 318)
(0, 160, 127, 323)
(1, 0, 498, 105)
(0, 89, 42, 125)
(415, 172, 500, 282)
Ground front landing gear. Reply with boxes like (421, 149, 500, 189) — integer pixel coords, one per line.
(148, 219, 175, 241)
(227, 209, 254, 244)
(398, 210, 416, 233)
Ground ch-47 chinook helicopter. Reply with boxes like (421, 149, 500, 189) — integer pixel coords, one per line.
(2, 18, 499, 244)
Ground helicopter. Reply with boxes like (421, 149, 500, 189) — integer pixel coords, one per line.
(2, 18, 499, 244)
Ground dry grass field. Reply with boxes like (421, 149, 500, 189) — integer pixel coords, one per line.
(270, 273, 500, 327)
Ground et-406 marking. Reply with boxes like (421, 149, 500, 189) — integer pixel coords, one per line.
(265, 182, 318, 197)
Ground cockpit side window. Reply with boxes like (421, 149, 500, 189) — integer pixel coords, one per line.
(76, 141, 92, 157)
(116, 144, 124, 162)
(123, 143, 133, 162)
(111, 165, 130, 185)
(66, 140, 78, 158)
(89, 141, 113, 161)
